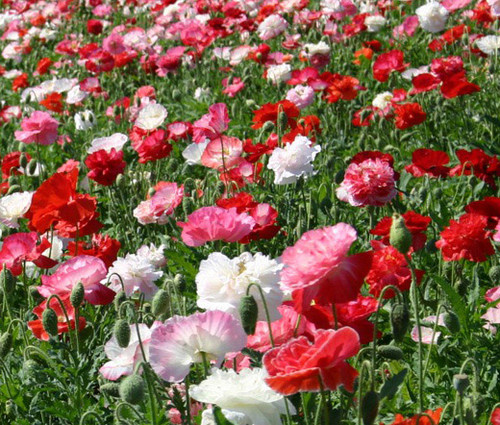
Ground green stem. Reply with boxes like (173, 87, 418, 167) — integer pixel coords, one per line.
(301, 393, 312, 425)
(246, 283, 275, 347)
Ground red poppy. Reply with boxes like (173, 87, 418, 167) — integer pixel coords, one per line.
(251, 100, 299, 130)
(1, 151, 31, 179)
(436, 213, 494, 262)
(440, 72, 480, 99)
(384, 408, 442, 425)
(132, 129, 173, 164)
(67, 233, 121, 268)
(27, 293, 86, 341)
(86, 19, 103, 35)
(450, 148, 500, 188)
(25, 169, 102, 238)
(410, 73, 441, 95)
(405, 148, 451, 178)
(85, 148, 126, 186)
(35, 57, 52, 75)
(12, 73, 29, 92)
(373, 50, 409, 82)
(491, 407, 500, 425)
(393, 103, 426, 130)
(430, 56, 463, 80)
(371, 211, 431, 252)
(366, 246, 424, 299)
(40, 92, 64, 113)
(324, 74, 361, 103)
(263, 327, 360, 395)
(0, 232, 57, 276)
(465, 197, 500, 229)
(243, 137, 277, 163)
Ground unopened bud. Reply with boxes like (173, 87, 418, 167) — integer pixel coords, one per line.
(100, 382, 121, 397)
(246, 99, 257, 108)
(0, 332, 13, 357)
(119, 374, 145, 405)
(42, 307, 59, 338)
(1, 267, 15, 293)
(114, 319, 131, 348)
(70, 282, 85, 308)
(27, 159, 38, 175)
(443, 311, 460, 334)
(262, 121, 275, 132)
(361, 390, 379, 425)
(172, 89, 182, 101)
(151, 289, 169, 317)
(239, 295, 259, 335)
(174, 274, 186, 291)
(488, 266, 500, 282)
(114, 291, 127, 311)
(389, 214, 412, 254)
(391, 303, 410, 343)
(277, 110, 288, 132)
(377, 345, 403, 360)
(19, 153, 28, 169)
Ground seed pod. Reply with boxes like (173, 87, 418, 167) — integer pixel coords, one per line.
(114, 291, 127, 311)
(70, 282, 85, 308)
(0, 332, 13, 357)
(389, 214, 412, 255)
(377, 345, 403, 361)
(361, 390, 379, 425)
(0, 267, 16, 293)
(488, 266, 500, 282)
(391, 303, 410, 343)
(239, 295, 258, 335)
(453, 374, 470, 395)
(42, 307, 59, 337)
(119, 374, 145, 405)
(100, 382, 121, 397)
(114, 319, 131, 348)
(152, 289, 169, 317)
(443, 311, 460, 334)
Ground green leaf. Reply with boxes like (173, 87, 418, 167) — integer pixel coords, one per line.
(213, 406, 236, 425)
(379, 369, 408, 400)
(432, 274, 468, 331)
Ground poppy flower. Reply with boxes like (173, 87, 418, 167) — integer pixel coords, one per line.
(28, 293, 86, 341)
(12, 73, 29, 92)
(263, 327, 360, 395)
(373, 50, 409, 82)
(280, 223, 372, 312)
(39, 92, 64, 113)
(85, 148, 126, 186)
(393, 103, 427, 130)
(25, 169, 102, 238)
(2, 151, 31, 179)
(14, 111, 59, 145)
(324, 74, 361, 103)
(252, 100, 300, 130)
(491, 407, 500, 425)
(450, 148, 500, 188)
(0, 232, 57, 276)
(405, 148, 451, 178)
(67, 233, 121, 268)
(440, 72, 480, 99)
(465, 197, 500, 229)
(436, 213, 494, 262)
(410, 73, 441, 95)
(381, 407, 442, 425)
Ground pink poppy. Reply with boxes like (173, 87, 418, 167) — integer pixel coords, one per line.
(222, 77, 245, 97)
(0, 232, 56, 276)
(100, 322, 161, 380)
(177, 206, 255, 247)
(102, 33, 126, 55)
(280, 223, 373, 312)
(37, 255, 115, 305)
(192, 103, 230, 144)
(373, 50, 409, 82)
(149, 310, 247, 382)
(201, 136, 244, 170)
(14, 111, 59, 145)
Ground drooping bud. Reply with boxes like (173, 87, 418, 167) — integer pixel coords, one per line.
(27, 159, 38, 176)
(377, 345, 404, 361)
(391, 303, 410, 343)
(119, 374, 145, 405)
(361, 390, 379, 425)
(42, 307, 59, 338)
(70, 282, 85, 309)
(0, 267, 16, 293)
(174, 274, 186, 291)
(239, 295, 259, 335)
(172, 89, 182, 101)
(151, 289, 169, 317)
(389, 214, 412, 254)
(453, 374, 470, 395)
(246, 99, 257, 109)
(443, 311, 460, 334)
(7, 184, 21, 195)
(100, 382, 121, 397)
(262, 121, 275, 132)
(0, 332, 13, 357)
(19, 153, 28, 169)
(488, 266, 500, 282)
(114, 291, 127, 311)
(114, 319, 131, 348)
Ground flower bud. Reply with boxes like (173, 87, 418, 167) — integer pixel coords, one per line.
(231, 102, 238, 118)
(488, 266, 500, 282)
(100, 382, 121, 397)
(151, 289, 169, 317)
(239, 295, 259, 335)
(389, 214, 412, 254)
(18, 142, 27, 152)
(0, 332, 13, 357)
(174, 274, 186, 291)
(19, 153, 28, 169)
(361, 390, 379, 425)
(42, 307, 59, 338)
(114, 319, 131, 348)
(377, 345, 403, 360)
(70, 282, 85, 308)
(119, 374, 145, 405)
(453, 374, 470, 395)
(0, 267, 16, 293)
(246, 99, 257, 109)
(114, 291, 127, 311)
(115, 173, 125, 188)
(22, 359, 42, 381)
(147, 187, 156, 197)
(277, 110, 288, 132)
(27, 159, 38, 176)
(172, 89, 182, 101)
(391, 303, 410, 342)
(262, 121, 275, 132)
(7, 175, 17, 186)
(443, 311, 460, 334)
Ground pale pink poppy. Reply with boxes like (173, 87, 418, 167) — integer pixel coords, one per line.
(393, 16, 419, 39)
(38, 255, 115, 305)
(102, 33, 126, 55)
(222, 77, 245, 98)
(486, 286, 500, 303)
(177, 206, 256, 247)
(201, 136, 244, 170)
(149, 310, 247, 382)
(411, 314, 445, 344)
(14, 111, 59, 145)
(192, 103, 230, 144)
(100, 322, 161, 380)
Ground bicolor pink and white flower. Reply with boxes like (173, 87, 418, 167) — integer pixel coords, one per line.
(15, 111, 59, 145)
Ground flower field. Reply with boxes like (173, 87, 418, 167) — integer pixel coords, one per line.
(0, 0, 499, 423)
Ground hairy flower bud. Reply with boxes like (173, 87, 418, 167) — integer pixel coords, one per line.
(361, 390, 379, 425)
(119, 374, 145, 405)
(174, 274, 186, 291)
(114, 291, 127, 311)
(1, 267, 16, 293)
(114, 319, 131, 348)
(151, 289, 169, 317)
(70, 282, 85, 309)
(389, 214, 412, 254)
(443, 311, 460, 334)
(42, 307, 59, 338)
(377, 345, 404, 360)
(391, 303, 410, 342)
(0, 332, 13, 357)
(100, 382, 121, 397)
(488, 266, 500, 282)
(239, 295, 259, 335)
(453, 374, 470, 395)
